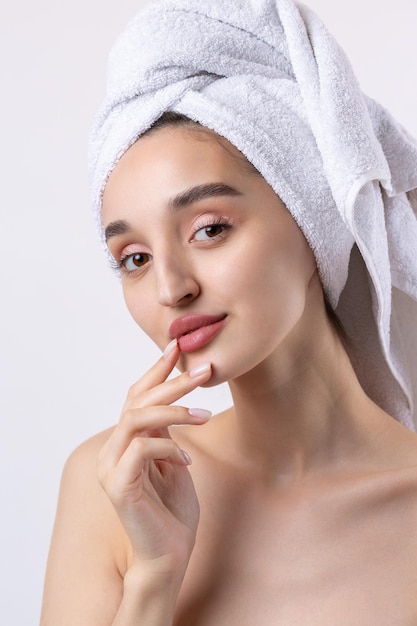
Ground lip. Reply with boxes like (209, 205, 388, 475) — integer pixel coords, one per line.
(169, 313, 227, 353)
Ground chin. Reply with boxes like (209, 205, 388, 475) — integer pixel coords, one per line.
(199, 373, 225, 388)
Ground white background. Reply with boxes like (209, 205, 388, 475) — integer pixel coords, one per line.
(1, 0, 416, 622)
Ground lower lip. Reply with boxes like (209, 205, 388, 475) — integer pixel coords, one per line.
(178, 318, 226, 353)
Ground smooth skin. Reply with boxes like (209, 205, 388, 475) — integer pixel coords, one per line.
(40, 127, 417, 626)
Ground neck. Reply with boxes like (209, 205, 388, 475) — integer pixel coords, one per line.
(225, 304, 387, 483)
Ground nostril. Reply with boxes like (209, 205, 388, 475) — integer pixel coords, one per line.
(157, 272, 200, 307)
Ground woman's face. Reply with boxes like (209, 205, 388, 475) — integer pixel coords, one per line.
(102, 126, 318, 385)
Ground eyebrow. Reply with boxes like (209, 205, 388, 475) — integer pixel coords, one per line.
(104, 182, 242, 242)
(104, 220, 131, 242)
(168, 182, 242, 210)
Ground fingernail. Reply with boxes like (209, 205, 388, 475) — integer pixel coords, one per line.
(163, 338, 178, 358)
(181, 450, 192, 465)
(188, 408, 212, 419)
(189, 362, 211, 378)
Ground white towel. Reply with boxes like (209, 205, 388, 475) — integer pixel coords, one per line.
(89, 0, 417, 430)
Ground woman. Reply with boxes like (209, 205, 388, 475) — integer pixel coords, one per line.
(40, 0, 417, 624)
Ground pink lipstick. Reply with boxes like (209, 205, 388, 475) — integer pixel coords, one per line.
(169, 314, 227, 353)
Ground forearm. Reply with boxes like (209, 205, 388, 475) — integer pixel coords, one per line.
(112, 566, 185, 626)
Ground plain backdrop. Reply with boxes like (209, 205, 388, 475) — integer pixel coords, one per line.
(1, 0, 416, 622)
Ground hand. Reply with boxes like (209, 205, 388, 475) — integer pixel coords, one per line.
(97, 341, 212, 578)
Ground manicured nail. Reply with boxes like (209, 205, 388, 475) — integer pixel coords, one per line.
(181, 450, 192, 465)
(163, 338, 178, 358)
(189, 362, 211, 378)
(188, 408, 212, 420)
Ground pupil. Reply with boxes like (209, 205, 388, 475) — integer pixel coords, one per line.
(207, 225, 221, 236)
(134, 253, 146, 266)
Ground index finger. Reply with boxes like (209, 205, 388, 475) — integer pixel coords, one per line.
(133, 362, 212, 410)
(125, 339, 180, 404)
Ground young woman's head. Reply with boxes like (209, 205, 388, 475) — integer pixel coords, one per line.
(101, 115, 339, 385)
(91, 0, 417, 426)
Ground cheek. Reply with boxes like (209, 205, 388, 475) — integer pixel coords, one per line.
(236, 233, 315, 325)
(122, 284, 160, 341)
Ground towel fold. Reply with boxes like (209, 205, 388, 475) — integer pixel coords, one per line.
(89, 0, 417, 430)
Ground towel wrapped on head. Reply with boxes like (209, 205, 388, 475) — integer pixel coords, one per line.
(89, 0, 417, 430)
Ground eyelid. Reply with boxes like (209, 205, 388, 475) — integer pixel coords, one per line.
(112, 243, 152, 276)
(190, 214, 234, 241)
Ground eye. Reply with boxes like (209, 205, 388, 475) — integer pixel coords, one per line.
(192, 219, 232, 242)
(122, 252, 152, 272)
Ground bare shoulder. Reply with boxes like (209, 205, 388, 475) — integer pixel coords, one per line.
(40, 427, 129, 626)
(58, 427, 117, 520)
(332, 421, 417, 542)
(59, 425, 130, 567)
(64, 426, 114, 479)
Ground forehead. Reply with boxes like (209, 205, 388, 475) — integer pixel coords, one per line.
(101, 126, 255, 221)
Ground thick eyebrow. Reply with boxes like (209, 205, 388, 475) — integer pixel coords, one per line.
(168, 182, 242, 210)
(104, 182, 242, 242)
(105, 220, 130, 243)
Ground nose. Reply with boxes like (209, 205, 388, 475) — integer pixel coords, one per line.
(155, 255, 200, 307)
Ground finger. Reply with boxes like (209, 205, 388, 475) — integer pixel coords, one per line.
(100, 405, 211, 469)
(134, 362, 212, 409)
(125, 339, 180, 403)
(121, 405, 212, 433)
(99, 436, 191, 503)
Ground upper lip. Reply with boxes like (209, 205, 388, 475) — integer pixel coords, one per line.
(169, 314, 227, 339)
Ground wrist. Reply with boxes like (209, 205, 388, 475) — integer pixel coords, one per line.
(124, 559, 185, 590)
(113, 564, 184, 626)
(123, 557, 187, 606)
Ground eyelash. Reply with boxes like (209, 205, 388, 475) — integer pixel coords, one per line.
(111, 216, 234, 276)
(191, 215, 234, 242)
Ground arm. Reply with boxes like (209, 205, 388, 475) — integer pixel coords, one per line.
(40, 453, 181, 626)
(40, 343, 212, 625)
